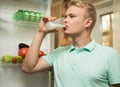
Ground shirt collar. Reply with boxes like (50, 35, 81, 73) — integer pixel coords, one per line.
(69, 39, 96, 52)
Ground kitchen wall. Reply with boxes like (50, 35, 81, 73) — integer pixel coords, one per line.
(91, 0, 112, 44)
(92, 1, 120, 52)
(92, 6, 113, 44)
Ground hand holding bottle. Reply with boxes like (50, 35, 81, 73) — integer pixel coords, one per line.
(39, 17, 64, 33)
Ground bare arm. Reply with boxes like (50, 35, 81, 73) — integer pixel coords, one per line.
(21, 17, 56, 73)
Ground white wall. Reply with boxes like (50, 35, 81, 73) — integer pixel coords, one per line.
(91, 5, 113, 44)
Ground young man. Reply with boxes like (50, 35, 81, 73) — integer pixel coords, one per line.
(22, 0, 120, 87)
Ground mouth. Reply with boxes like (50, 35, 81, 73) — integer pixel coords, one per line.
(63, 27, 67, 31)
(63, 25, 68, 31)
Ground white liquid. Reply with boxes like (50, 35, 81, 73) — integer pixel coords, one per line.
(46, 22, 65, 30)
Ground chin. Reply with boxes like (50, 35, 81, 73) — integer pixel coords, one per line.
(64, 32, 72, 37)
(63, 29, 73, 36)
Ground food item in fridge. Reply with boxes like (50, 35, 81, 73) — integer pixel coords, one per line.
(29, 11, 36, 22)
(18, 48, 28, 58)
(12, 57, 17, 64)
(39, 50, 46, 57)
(18, 47, 46, 58)
(11, 56, 23, 64)
(15, 56, 23, 63)
(35, 12, 41, 22)
(18, 43, 29, 49)
(1, 55, 23, 64)
(24, 10, 30, 21)
(2, 55, 13, 63)
(13, 9, 24, 21)
(13, 9, 44, 22)
(35, 12, 43, 22)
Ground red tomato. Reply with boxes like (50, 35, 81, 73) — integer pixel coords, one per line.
(12, 57, 17, 64)
(18, 48, 28, 58)
(38, 50, 45, 57)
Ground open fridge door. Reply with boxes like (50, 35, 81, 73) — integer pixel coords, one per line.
(0, 0, 53, 87)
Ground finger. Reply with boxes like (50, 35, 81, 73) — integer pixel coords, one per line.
(47, 29, 57, 33)
(42, 17, 49, 23)
(48, 17, 57, 21)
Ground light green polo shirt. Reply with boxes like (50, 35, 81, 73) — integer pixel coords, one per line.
(43, 40, 120, 87)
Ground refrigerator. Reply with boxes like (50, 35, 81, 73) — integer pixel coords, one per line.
(0, 0, 53, 87)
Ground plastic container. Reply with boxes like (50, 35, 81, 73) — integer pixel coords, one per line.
(46, 17, 65, 30)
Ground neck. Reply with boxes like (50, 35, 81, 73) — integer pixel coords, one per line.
(72, 31, 92, 48)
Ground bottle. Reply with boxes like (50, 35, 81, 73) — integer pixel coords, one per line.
(24, 10, 30, 21)
(35, 12, 41, 22)
(29, 11, 35, 22)
(46, 17, 65, 30)
(15, 9, 24, 21)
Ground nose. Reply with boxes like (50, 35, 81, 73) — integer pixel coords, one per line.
(63, 17, 68, 23)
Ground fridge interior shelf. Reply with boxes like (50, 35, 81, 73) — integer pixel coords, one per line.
(0, 0, 50, 26)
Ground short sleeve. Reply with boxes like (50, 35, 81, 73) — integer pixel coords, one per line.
(42, 52, 54, 67)
(108, 51, 120, 84)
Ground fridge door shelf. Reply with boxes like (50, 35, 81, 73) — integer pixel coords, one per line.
(0, 62, 22, 68)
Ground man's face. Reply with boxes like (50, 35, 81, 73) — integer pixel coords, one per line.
(63, 6, 88, 36)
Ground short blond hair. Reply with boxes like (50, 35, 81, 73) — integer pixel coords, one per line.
(67, 0, 97, 29)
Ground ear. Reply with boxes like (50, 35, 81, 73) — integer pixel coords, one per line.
(84, 18, 93, 28)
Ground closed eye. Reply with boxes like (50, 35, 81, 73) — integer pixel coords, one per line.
(69, 15, 76, 18)
(64, 13, 76, 19)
